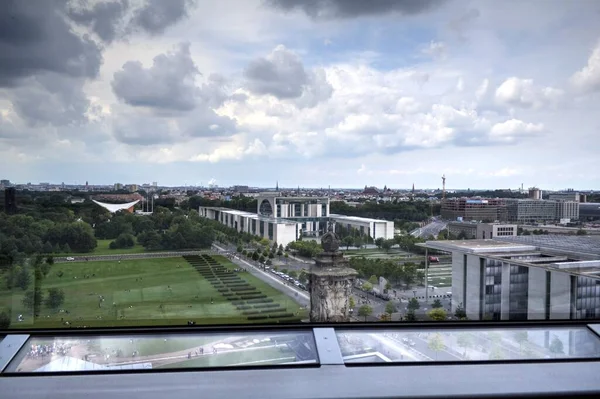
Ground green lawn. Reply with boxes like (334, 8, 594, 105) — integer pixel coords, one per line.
(0, 255, 306, 329)
(158, 346, 295, 369)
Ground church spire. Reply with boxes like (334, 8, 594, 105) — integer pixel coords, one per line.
(276, 180, 279, 191)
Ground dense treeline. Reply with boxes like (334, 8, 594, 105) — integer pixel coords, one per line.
(0, 213, 97, 256)
(185, 196, 257, 213)
(349, 257, 424, 290)
(330, 201, 436, 224)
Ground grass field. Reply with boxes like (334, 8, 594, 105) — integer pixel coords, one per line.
(0, 254, 305, 328)
(158, 346, 295, 369)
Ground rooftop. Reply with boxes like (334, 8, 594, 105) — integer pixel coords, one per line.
(495, 235, 600, 258)
(201, 206, 298, 225)
(421, 239, 536, 254)
(330, 214, 391, 224)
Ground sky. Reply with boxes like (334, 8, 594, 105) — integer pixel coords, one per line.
(1, 0, 600, 190)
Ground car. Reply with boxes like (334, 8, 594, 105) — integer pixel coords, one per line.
(66, 257, 75, 261)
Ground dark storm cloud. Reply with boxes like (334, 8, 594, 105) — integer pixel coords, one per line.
(9, 74, 90, 126)
(244, 45, 332, 104)
(67, 0, 130, 43)
(132, 0, 197, 35)
(264, 0, 445, 19)
(111, 42, 199, 111)
(0, 0, 102, 86)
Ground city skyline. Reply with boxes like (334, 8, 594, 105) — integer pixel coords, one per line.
(1, 1, 599, 189)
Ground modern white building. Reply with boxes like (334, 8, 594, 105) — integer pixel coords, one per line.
(199, 194, 395, 246)
(329, 214, 394, 241)
(422, 236, 600, 321)
(256, 193, 330, 236)
(198, 207, 299, 247)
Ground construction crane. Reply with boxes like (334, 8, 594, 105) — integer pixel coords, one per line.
(442, 174, 446, 200)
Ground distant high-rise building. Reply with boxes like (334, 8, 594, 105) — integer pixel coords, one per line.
(114, 183, 123, 190)
(528, 187, 542, 200)
(4, 187, 17, 214)
(0, 179, 10, 187)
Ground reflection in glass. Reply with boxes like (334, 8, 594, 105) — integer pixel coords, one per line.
(6, 331, 317, 373)
(337, 327, 600, 363)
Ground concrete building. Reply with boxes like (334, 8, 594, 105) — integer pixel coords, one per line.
(199, 206, 299, 247)
(506, 199, 579, 223)
(549, 191, 582, 202)
(580, 203, 600, 221)
(423, 235, 600, 321)
(529, 187, 543, 200)
(447, 222, 517, 240)
(441, 198, 507, 222)
(556, 201, 579, 221)
(329, 214, 395, 241)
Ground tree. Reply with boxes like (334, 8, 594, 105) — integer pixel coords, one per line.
(22, 291, 35, 309)
(454, 303, 467, 319)
(549, 336, 564, 357)
(62, 243, 71, 253)
(268, 252, 275, 259)
(362, 282, 373, 292)
(284, 253, 289, 263)
(385, 282, 392, 291)
(342, 236, 354, 250)
(407, 298, 420, 311)
(375, 237, 384, 249)
(42, 241, 53, 254)
(45, 288, 65, 310)
(456, 333, 472, 357)
(349, 296, 356, 309)
(428, 333, 445, 360)
(358, 304, 373, 321)
(0, 311, 10, 329)
(405, 310, 417, 321)
(513, 331, 528, 353)
(46, 256, 54, 266)
(236, 245, 243, 253)
(15, 266, 31, 290)
(298, 271, 308, 284)
(431, 299, 443, 308)
(368, 275, 378, 285)
(427, 308, 447, 321)
(52, 243, 61, 253)
(288, 270, 298, 278)
(259, 255, 265, 263)
(266, 259, 272, 266)
(259, 238, 270, 247)
(252, 252, 259, 261)
(381, 239, 393, 253)
(576, 229, 587, 236)
(385, 301, 396, 315)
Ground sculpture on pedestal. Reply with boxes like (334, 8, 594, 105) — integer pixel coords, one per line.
(308, 220, 358, 322)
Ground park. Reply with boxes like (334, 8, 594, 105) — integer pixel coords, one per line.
(0, 254, 306, 328)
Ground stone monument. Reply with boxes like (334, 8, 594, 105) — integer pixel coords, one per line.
(308, 221, 358, 322)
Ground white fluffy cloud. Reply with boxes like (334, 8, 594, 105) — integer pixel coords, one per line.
(495, 77, 563, 109)
(570, 40, 600, 94)
(1, 0, 599, 189)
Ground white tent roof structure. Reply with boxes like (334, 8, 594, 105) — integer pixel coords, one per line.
(92, 199, 140, 213)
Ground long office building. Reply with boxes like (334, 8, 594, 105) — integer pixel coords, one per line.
(447, 222, 517, 240)
(199, 193, 394, 246)
(441, 198, 508, 222)
(505, 199, 579, 223)
(423, 236, 600, 321)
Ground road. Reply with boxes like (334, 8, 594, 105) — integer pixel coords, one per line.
(411, 220, 448, 239)
(212, 244, 309, 309)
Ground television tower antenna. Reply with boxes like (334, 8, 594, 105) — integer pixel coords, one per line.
(442, 174, 446, 200)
